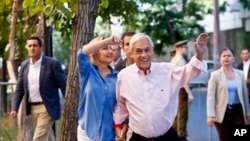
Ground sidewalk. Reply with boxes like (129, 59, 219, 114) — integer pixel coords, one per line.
(187, 87, 219, 141)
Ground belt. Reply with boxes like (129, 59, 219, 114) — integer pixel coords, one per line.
(227, 103, 241, 110)
(29, 102, 43, 105)
(132, 132, 166, 141)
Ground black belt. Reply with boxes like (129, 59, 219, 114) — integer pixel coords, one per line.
(131, 132, 167, 141)
(29, 102, 43, 105)
(132, 132, 159, 141)
(227, 103, 241, 110)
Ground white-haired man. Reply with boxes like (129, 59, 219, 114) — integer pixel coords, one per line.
(113, 33, 209, 141)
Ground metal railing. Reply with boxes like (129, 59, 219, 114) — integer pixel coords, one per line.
(0, 82, 16, 141)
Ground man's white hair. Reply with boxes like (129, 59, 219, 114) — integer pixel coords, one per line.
(129, 33, 154, 50)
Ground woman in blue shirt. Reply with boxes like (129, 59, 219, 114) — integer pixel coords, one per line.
(77, 35, 122, 141)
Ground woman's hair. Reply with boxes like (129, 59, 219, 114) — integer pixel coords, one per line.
(219, 47, 235, 56)
(88, 36, 104, 65)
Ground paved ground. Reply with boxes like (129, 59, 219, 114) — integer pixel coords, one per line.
(187, 87, 219, 141)
(1, 86, 219, 141)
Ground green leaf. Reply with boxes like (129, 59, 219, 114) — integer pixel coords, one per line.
(100, 0, 109, 9)
(44, 5, 53, 16)
(59, 5, 71, 14)
(0, 0, 11, 7)
(60, 0, 67, 3)
(46, 15, 54, 26)
(23, 0, 32, 8)
(29, 6, 41, 16)
(54, 1, 71, 14)
(46, 0, 54, 5)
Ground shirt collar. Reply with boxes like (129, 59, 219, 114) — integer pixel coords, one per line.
(243, 59, 250, 65)
(30, 55, 43, 65)
(93, 64, 118, 75)
(114, 57, 122, 65)
(131, 63, 152, 75)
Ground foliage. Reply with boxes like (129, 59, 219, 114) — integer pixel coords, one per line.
(18, 0, 150, 63)
(52, 31, 71, 65)
(134, 0, 208, 55)
(0, 0, 40, 61)
(2, 0, 248, 61)
(0, 4, 10, 58)
(239, 0, 250, 10)
(22, 0, 73, 23)
(98, 0, 140, 27)
(237, 32, 250, 49)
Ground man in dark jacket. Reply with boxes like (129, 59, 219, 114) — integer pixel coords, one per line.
(115, 32, 135, 71)
(238, 48, 250, 99)
(10, 36, 66, 141)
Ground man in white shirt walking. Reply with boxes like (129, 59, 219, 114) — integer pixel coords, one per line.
(10, 37, 66, 141)
(238, 48, 250, 101)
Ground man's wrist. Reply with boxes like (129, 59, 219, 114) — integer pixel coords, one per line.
(195, 54, 203, 61)
(113, 124, 122, 129)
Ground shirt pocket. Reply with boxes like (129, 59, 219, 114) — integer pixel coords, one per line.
(152, 88, 169, 105)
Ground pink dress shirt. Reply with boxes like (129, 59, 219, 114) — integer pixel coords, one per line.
(113, 56, 207, 138)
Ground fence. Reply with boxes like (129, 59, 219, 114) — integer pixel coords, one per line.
(0, 82, 16, 141)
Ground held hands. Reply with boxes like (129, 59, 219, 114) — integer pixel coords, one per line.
(194, 33, 210, 60)
(115, 124, 128, 141)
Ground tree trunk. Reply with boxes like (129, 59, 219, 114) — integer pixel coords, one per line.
(8, 0, 18, 135)
(7, 0, 18, 87)
(7, 1, 32, 140)
(60, 0, 100, 140)
(182, 0, 187, 14)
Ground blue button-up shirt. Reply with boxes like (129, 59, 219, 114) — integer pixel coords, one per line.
(77, 49, 118, 141)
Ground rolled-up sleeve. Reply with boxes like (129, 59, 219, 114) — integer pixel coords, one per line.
(172, 56, 207, 88)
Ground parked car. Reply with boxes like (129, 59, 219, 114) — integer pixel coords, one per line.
(189, 60, 220, 88)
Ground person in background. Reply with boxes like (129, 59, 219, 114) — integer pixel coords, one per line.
(170, 49, 176, 61)
(237, 48, 250, 102)
(112, 31, 136, 141)
(171, 40, 194, 141)
(115, 32, 135, 71)
(77, 35, 125, 141)
(111, 45, 123, 69)
(113, 33, 209, 141)
(10, 36, 66, 141)
(207, 48, 250, 141)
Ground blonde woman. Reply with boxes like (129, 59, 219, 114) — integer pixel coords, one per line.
(77, 35, 124, 141)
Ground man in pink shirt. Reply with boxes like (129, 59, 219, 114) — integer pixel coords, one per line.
(113, 33, 209, 141)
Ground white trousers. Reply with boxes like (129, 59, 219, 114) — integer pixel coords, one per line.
(77, 125, 99, 141)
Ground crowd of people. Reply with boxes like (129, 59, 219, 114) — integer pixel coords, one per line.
(9, 32, 250, 141)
